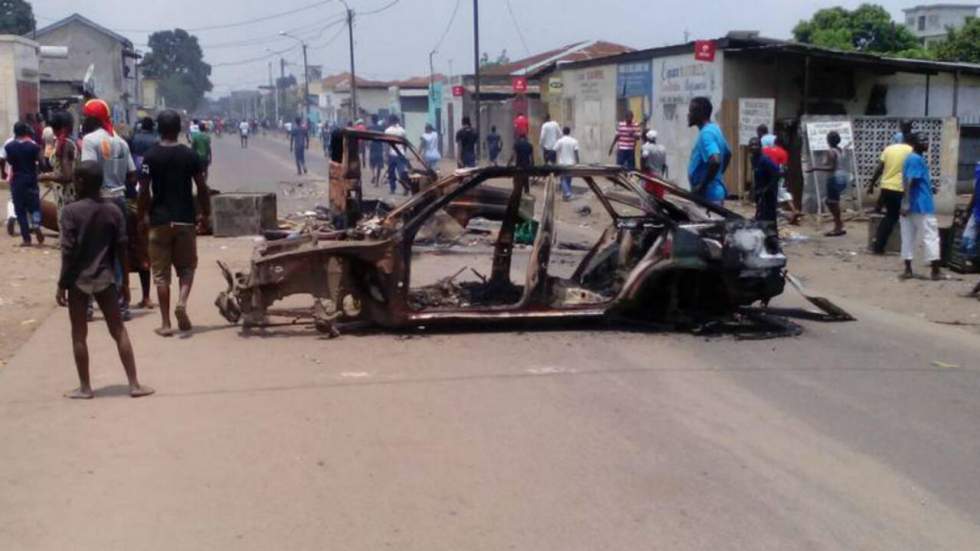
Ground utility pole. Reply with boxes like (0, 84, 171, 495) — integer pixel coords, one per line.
(301, 42, 310, 123)
(345, 4, 358, 122)
(279, 32, 310, 123)
(472, 0, 481, 161)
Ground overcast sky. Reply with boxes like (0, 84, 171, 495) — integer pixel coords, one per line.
(31, 0, 978, 97)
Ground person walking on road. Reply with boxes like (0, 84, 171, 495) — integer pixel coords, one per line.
(384, 115, 410, 195)
(752, 138, 781, 229)
(57, 161, 153, 400)
(80, 99, 139, 318)
(39, 110, 78, 217)
(190, 122, 212, 179)
(368, 115, 386, 185)
(554, 127, 580, 201)
(290, 117, 308, 175)
(125, 116, 159, 311)
(238, 120, 250, 148)
(967, 161, 980, 297)
(869, 132, 914, 254)
(4, 121, 44, 246)
(608, 110, 642, 170)
(138, 110, 210, 337)
(763, 135, 801, 225)
(419, 123, 441, 171)
(899, 133, 943, 281)
(456, 116, 478, 168)
(513, 112, 529, 140)
(641, 130, 667, 178)
(485, 126, 502, 166)
(540, 113, 561, 165)
(687, 97, 731, 206)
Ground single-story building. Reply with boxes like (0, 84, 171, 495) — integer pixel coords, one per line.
(538, 32, 980, 211)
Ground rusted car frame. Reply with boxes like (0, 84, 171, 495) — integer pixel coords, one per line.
(216, 165, 792, 335)
(326, 129, 532, 228)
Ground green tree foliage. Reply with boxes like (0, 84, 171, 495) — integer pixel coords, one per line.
(141, 29, 212, 111)
(793, 4, 923, 54)
(933, 17, 980, 63)
(0, 0, 35, 35)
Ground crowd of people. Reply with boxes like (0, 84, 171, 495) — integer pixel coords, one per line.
(3, 94, 976, 399)
(1, 100, 218, 399)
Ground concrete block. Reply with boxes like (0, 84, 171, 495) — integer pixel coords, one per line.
(211, 192, 277, 237)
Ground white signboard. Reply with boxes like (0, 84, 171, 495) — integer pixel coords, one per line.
(738, 98, 775, 145)
(806, 121, 854, 151)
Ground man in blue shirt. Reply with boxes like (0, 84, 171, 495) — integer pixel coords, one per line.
(687, 97, 730, 206)
(899, 133, 942, 281)
(967, 161, 980, 297)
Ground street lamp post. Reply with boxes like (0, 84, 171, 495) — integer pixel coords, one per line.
(280, 32, 310, 124)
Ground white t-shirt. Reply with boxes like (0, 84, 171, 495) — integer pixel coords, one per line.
(385, 124, 407, 158)
(239, 121, 250, 135)
(80, 128, 135, 193)
(540, 120, 561, 151)
(554, 135, 579, 166)
(420, 131, 440, 160)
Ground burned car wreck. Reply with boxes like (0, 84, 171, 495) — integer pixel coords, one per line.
(214, 158, 843, 337)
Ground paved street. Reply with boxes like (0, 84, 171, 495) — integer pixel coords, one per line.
(1, 136, 979, 550)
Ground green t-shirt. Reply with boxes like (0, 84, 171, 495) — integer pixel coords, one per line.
(191, 132, 212, 164)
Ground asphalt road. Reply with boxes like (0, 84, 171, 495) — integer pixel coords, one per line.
(0, 136, 978, 550)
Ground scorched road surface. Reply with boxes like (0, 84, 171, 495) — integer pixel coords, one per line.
(0, 137, 978, 550)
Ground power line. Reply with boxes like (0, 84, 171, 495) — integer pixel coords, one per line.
(39, 0, 334, 34)
(136, 14, 345, 50)
(431, 0, 462, 54)
(207, 18, 345, 67)
(358, 0, 400, 16)
(504, 0, 531, 58)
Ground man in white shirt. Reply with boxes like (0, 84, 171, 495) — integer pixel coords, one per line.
(239, 120, 250, 148)
(553, 126, 580, 200)
(641, 130, 667, 178)
(384, 115, 410, 195)
(539, 113, 561, 165)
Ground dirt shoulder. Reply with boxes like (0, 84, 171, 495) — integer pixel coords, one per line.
(765, 208, 980, 335)
(0, 189, 60, 366)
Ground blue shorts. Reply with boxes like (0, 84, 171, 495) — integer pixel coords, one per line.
(704, 181, 727, 205)
(825, 175, 847, 203)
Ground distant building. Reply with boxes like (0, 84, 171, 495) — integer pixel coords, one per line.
(33, 13, 141, 125)
(902, 3, 979, 45)
(0, 35, 40, 137)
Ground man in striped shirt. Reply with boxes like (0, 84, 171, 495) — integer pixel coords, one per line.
(608, 111, 641, 170)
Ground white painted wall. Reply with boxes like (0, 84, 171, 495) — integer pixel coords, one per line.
(652, 52, 725, 189)
(560, 64, 617, 164)
(0, 36, 39, 141)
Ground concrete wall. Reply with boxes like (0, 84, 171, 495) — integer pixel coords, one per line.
(653, 52, 726, 188)
(871, 72, 980, 120)
(0, 36, 39, 140)
(355, 88, 390, 119)
(35, 21, 134, 123)
(560, 63, 617, 164)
